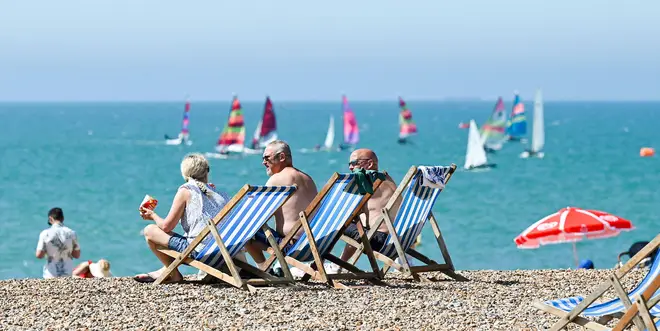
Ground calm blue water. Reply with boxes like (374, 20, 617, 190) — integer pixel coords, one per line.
(1, 100, 659, 280)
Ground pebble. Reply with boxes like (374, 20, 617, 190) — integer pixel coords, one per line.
(0, 269, 648, 330)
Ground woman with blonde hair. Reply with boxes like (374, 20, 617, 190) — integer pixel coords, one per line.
(134, 153, 230, 283)
(73, 259, 112, 278)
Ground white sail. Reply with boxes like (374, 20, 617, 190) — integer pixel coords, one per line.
(252, 120, 262, 144)
(531, 89, 545, 153)
(464, 119, 488, 169)
(324, 116, 335, 149)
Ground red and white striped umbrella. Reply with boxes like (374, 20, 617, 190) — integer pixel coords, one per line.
(515, 207, 635, 249)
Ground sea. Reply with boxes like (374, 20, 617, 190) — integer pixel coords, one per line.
(1, 100, 659, 280)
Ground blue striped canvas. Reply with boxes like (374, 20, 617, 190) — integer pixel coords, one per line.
(195, 185, 296, 268)
(379, 168, 450, 259)
(286, 174, 364, 262)
(546, 251, 660, 317)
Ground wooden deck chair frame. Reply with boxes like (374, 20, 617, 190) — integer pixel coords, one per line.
(154, 184, 297, 292)
(341, 164, 467, 283)
(261, 172, 387, 289)
(534, 233, 660, 331)
(612, 274, 660, 331)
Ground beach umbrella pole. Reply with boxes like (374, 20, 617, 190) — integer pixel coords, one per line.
(572, 242, 579, 268)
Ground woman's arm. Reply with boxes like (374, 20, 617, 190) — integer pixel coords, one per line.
(141, 188, 189, 233)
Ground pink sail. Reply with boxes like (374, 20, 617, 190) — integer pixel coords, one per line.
(398, 97, 417, 139)
(181, 99, 191, 136)
(342, 95, 359, 145)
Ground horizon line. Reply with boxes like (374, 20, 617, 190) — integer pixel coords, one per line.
(2, 98, 660, 103)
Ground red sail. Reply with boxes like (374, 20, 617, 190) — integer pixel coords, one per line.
(259, 97, 277, 138)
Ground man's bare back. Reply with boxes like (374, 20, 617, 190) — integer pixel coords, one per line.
(360, 174, 397, 233)
(266, 166, 318, 238)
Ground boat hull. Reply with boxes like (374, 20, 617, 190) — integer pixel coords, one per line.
(520, 150, 545, 159)
(204, 152, 235, 159)
(242, 147, 263, 155)
(465, 163, 497, 171)
(165, 138, 192, 146)
(484, 146, 498, 154)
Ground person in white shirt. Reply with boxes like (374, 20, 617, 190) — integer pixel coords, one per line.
(35, 208, 81, 278)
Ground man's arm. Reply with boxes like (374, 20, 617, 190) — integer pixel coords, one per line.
(360, 204, 369, 229)
(71, 231, 81, 259)
(35, 231, 46, 259)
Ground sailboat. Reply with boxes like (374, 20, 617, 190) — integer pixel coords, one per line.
(205, 96, 246, 159)
(506, 92, 527, 141)
(480, 97, 507, 153)
(397, 97, 417, 144)
(338, 95, 359, 151)
(299, 115, 335, 153)
(323, 116, 335, 150)
(245, 96, 278, 154)
(165, 98, 193, 146)
(464, 119, 496, 170)
(520, 89, 545, 159)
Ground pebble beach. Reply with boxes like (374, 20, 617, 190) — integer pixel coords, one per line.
(0, 268, 648, 330)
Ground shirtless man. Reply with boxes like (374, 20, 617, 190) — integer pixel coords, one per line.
(245, 140, 318, 269)
(339, 148, 397, 261)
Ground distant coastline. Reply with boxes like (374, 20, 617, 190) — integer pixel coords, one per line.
(1, 98, 660, 103)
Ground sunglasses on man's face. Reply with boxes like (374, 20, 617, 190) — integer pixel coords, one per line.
(263, 152, 282, 162)
(348, 158, 370, 166)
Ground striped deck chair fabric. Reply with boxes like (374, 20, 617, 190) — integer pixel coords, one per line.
(266, 172, 386, 289)
(155, 185, 296, 290)
(535, 233, 660, 331)
(378, 166, 452, 259)
(545, 251, 660, 317)
(196, 186, 297, 268)
(611, 273, 660, 331)
(286, 174, 367, 262)
(345, 164, 466, 282)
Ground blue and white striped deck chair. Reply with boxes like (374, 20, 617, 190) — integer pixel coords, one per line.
(535, 233, 660, 331)
(344, 164, 467, 282)
(262, 172, 387, 289)
(612, 273, 660, 331)
(155, 184, 297, 291)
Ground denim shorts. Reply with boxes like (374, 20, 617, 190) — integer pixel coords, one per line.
(168, 232, 197, 259)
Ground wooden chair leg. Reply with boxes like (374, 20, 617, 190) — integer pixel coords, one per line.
(381, 209, 415, 278)
(298, 211, 332, 286)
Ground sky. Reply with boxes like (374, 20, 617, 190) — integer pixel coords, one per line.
(1, 0, 659, 101)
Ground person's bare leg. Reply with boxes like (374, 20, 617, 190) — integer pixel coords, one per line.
(139, 224, 183, 281)
(245, 240, 269, 269)
(340, 245, 358, 262)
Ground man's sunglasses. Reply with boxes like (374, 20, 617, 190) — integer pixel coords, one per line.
(263, 152, 288, 162)
(348, 158, 370, 166)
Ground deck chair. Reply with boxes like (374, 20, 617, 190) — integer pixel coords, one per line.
(611, 274, 660, 331)
(343, 164, 467, 282)
(154, 185, 297, 292)
(534, 233, 660, 331)
(261, 172, 387, 289)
